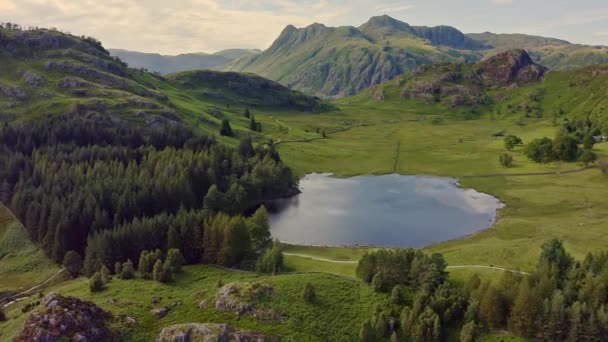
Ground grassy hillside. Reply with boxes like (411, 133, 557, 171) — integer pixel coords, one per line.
(0, 26, 328, 145)
(225, 15, 608, 99)
(0, 204, 58, 297)
(225, 16, 479, 98)
(108, 48, 260, 75)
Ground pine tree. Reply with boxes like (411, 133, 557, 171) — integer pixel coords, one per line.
(509, 279, 537, 336)
(62, 251, 83, 278)
(89, 272, 104, 292)
(243, 107, 250, 118)
(460, 321, 478, 342)
(479, 284, 504, 329)
(121, 259, 135, 279)
(166, 248, 184, 273)
(248, 206, 270, 249)
(249, 114, 257, 131)
(138, 250, 153, 279)
(153, 259, 163, 282)
(219, 119, 233, 136)
(114, 262, 122, 277)
(100, 265, 111, 284)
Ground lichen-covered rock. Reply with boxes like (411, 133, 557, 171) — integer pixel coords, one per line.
(150, 307, 170, 319)
(0, 84, 27, 99)
(215, 282, 274, 317)
(17, 293, 113, 342)
(157, 323, 274, 342)
(22, 71, 45, 87)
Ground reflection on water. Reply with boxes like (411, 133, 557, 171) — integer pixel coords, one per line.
(268, 173, 504, 248)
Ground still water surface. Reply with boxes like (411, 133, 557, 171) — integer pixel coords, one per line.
(268, 173, 504, 247)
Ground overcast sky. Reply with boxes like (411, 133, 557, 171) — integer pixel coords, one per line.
(2, 0, 608, 55)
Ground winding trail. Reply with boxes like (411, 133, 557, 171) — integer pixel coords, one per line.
(283, 253, 530, 275)
(2, 268, 66, 308)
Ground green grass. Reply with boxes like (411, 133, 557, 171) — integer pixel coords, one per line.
(0, 204, 59, 295)
(0, 265, 385, 341)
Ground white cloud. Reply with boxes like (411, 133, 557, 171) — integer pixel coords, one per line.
(594, 31, 608, 37)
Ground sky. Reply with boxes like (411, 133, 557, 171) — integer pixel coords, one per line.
(2, 0, 608, 55)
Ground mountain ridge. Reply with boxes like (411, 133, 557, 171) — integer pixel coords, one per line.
(225, 15, 608, 98)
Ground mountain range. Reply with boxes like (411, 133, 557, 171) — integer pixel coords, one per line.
(108, 48, 260, 75)
(224, 15, 608, 98)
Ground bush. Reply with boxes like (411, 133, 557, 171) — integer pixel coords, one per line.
(62, 251, 83, 278)
(600, 158, 608, 174)
(114, 262, 122, 276)
(303, 282, 316, 303)
(525, 137, 555, 163)
(504, 135, 523, 150)
(89, 272, 104, 292)
(391, 285, 406, 304)
(359, 319, 375, 341)
(153, 259, 173, 283)
(100, 265, 111, 284)
(121, 259, 135, 279)
(460, 321, 479, 342)
(255, 240, 284, 274)
(579, 149, 597, 167)
(166, 248, 184, 273)
(499, 153, 514, 168)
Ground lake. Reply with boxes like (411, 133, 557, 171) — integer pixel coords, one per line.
(268, 173, 504, 248)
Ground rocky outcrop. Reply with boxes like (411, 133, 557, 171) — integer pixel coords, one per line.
(46, 61, 129, 89)
(16, 293, 113, 342)
(477, 49, 546, 84)
(214, 282, 283, 321)
(22, 71, 45, 87)
(57, 76, 101, 88)
(0, 84, 27, 99)
(157, 323, 274, 342)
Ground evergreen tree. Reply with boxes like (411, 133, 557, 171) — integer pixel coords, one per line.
(248, 206, 270, 249)
(303, 282, 316, 303)
(100, 265, 111, 284)
(219, 119, 233, 136)
(479, 284, 504, 329)
(121, 259, 135, 279)
(114, 262, 122, 277)
(460, 321, 478, 342)
(138, 250, 153, 279)
(243, 108, 250, 118)
(509, 279, 537, 336)
(62, 250, 83, 278)
(166, 248, 184, 273)
(249, 115, 257, 131)
(89, 272, 104, 292)
(153, 259, 164, 282)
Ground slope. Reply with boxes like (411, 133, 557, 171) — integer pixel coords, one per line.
(108, 48, 261, 74)
(225, 16, 480, 98)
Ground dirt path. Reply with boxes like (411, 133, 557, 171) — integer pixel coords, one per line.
(459, 166, 591, 179)
(2, 268, 66, 308)
(283, 253, 530, 275)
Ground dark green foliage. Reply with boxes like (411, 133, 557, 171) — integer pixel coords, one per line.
(153, 259, 172, 283)
(303, 282, 316, 304)
(121, 259, 135, 279)
(579, 149, 597, 167)
(391, 285, 406, 305)
(255, 240, 284, 274)
(553, 134, 580, 162)
(138, 250, 161, 279)
(100, 265, 111, 284)
(220, 119, 233, 136)
(203, 214, 251, 267)
(357, 249, 447, 292)
(249, 206, 271, 249)
(114, 262, 122, 276)
(504, 135, 523, 150)
(525, 137, 556, 163)
(62, 251, 83, 278)
(238, 136, 255, 158)
(166, 248, 184, 273)
(459, 321, 479, 342)
(499, 153, 514, 168)
(89, 272, 104, 292)
(359, 319, 375, 342)
(0, 307, 6, 322)
(244, 107, 250, 118)
(249, 115, 257, 131)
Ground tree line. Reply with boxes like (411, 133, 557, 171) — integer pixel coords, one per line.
(0, 117, 296, 269)
(357, 240, 608, 341)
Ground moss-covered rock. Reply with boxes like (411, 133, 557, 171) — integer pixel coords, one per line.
(157, 323, 273, 342)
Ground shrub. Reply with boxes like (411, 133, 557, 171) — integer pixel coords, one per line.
(166, 248, 184, 273)
(89, 272, 104, 292)
(504, 135, 523, 150)
(359, 319, 375, 341)
(499, 153, 514, 168)
(114, 262, 122, 276)
(121, 259, 135, 279)
(255, 241, 284, 274)
(600, 158, 608, 174)
(303, 282, 316, 303)
(391, 285, 406, 305)
(579, 149, 597, 167)
(62, 251, 83, 278)
(100, 265, 111, 284)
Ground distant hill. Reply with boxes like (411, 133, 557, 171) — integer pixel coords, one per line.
(225, 15, 608, 98)
(108, 48, 261, 74)
(225, 16, 480, 98)
(0, 27, 326, 139)
(468, 32, 608, 70)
